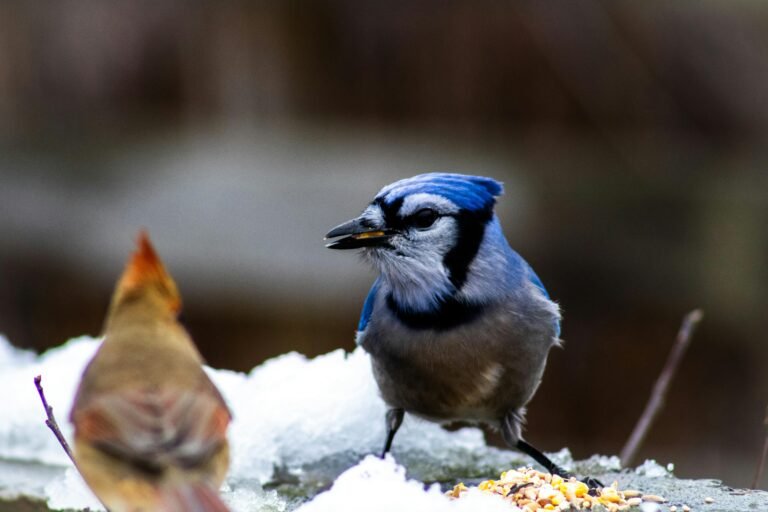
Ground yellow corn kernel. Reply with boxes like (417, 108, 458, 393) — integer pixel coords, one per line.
(445, 483, 467, 498)
(478, 480, 496, 491)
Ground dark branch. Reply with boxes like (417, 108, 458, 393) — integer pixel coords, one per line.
(620, 309, 703, 467)
(34, 375, 77, 467)
(752, 405, 768, 489)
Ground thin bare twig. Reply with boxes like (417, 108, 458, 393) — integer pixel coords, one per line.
(752, 405, 768, 489)
(34, 374, 77, 467)
(34, 376, 114, 511)
(620, 309, 703, 467)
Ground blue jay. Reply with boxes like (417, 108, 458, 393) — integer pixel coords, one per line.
(326, 172, 577, 480)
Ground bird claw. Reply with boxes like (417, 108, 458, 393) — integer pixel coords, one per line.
(584, 476, 604, 494)
(551, 468, 603, 494)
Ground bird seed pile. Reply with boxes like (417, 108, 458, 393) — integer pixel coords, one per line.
(447, 467, 668, 511)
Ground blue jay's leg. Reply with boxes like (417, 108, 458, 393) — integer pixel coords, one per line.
(381, 408, 404, 458)
(515, 439, 572, 478)
(502, 411, 603, 491)
(501, 410, 566, 475)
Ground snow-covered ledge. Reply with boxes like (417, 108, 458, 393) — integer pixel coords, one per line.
(1, 336, 765, 511)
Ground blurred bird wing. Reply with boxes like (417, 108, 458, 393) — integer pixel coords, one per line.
(74, 386, 230, 472)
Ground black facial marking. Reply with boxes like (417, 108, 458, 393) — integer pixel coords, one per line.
(443, 206, 493, 290)
(374, 196, 405, 229)
(359, 216, 378, 229)
(408, 208, 439, 229)
(386, 293, 485, 330)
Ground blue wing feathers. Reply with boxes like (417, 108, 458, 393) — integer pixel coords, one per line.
(357, 278, 381, 332)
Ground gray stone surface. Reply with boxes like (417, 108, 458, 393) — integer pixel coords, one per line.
(2, 456, 766, 512)
(591, 473, 768, 512)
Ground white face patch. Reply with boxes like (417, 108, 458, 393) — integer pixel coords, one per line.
(361, 194, 463, 312)
(399, 193, 460, 217)
(359, 204, 386, 229)
(365, 217, 459, 311)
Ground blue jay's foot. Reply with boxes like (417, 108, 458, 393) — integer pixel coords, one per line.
(514, 439, 603, 492)
(583, 477, 605, 495)
(554, 470, 604, 494)
(560, 474, 604, 496)
(380, 408, 404, 458)
(502, 415, 603, 491)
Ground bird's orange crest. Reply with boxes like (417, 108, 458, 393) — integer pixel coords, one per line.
(114, 230, 181, 312)
(121, 231, 166, 287)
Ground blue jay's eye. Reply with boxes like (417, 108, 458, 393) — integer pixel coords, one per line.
(410, 208, 439, 229)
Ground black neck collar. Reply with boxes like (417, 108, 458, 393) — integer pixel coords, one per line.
(386, 293, 485, 331)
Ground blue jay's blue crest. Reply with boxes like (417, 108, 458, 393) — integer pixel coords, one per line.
(376, 173, 504, 213)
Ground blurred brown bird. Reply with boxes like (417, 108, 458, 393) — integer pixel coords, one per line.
(69, 232, 232, 512)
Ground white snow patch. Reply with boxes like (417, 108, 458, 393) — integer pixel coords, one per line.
(634, 459, 674, 478)
(296, 456, 517, 512)
(0, 335, 101, 466)
(222, 481, 290, 512)
(0, 334, 522, 511)
(581, 453, 622, 472)
(45, 467, 104, 511)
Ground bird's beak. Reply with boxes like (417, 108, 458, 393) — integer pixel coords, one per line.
(324, 217, 395, 250)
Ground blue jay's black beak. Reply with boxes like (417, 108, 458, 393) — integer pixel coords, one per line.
(325, 218, 395, 250)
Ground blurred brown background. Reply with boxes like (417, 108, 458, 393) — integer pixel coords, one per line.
(0, 1, 766, 489)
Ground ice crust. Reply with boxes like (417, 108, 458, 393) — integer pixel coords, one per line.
(0, 334, 519, 511)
